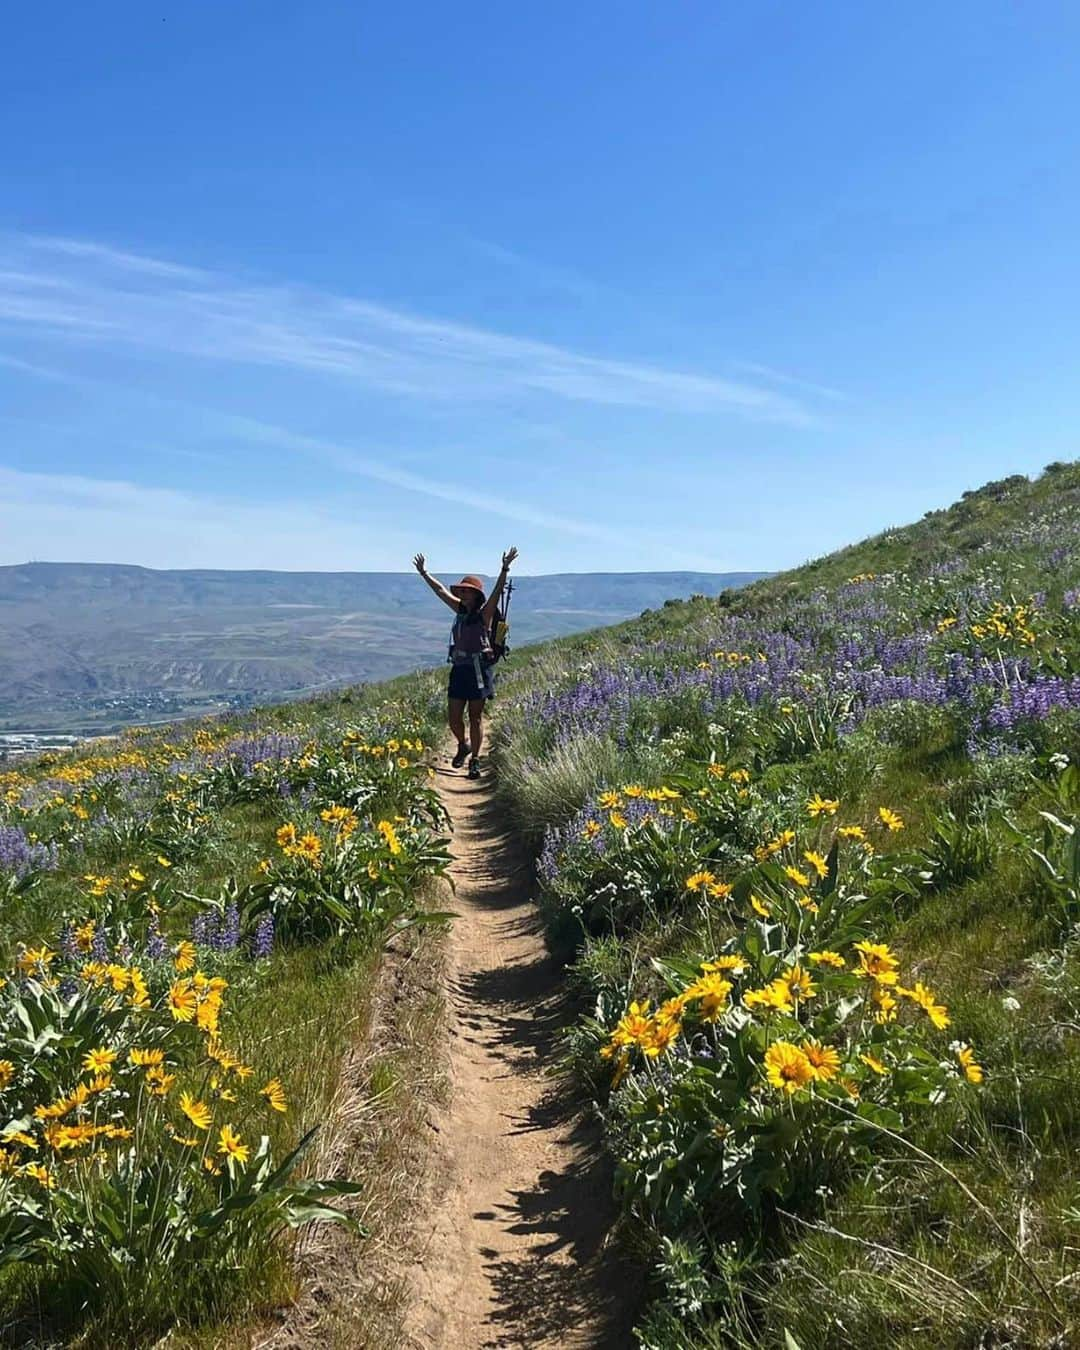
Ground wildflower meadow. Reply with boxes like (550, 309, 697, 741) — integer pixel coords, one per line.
(491, 464, 1080, 1346)
(0, 682, 449, 1343)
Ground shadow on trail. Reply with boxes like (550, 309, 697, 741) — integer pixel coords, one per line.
(436, 758, 642, 1347)
(480, 1138, 636, 1347)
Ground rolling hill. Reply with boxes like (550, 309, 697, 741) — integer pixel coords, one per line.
(0, 563, 766, 734)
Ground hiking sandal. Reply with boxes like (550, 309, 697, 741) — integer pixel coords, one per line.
(467, 758, 481, 780)
(451, 742, 469, 768)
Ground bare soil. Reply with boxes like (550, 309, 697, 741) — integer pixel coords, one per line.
(403, 751, 638, 1349)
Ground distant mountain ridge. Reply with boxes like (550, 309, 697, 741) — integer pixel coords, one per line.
(0, 562, 767, 733)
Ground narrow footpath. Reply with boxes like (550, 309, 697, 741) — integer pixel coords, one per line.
(404, 748, 637, 1349)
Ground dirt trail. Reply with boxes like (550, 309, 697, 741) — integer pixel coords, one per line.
(404, 750, 637, 1350)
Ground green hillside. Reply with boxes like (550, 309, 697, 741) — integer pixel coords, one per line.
(3, 462, 1080, 1347)
(488, 461, 1080, 1346)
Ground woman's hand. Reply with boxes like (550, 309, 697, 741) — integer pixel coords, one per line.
(501, 546, 518, 571)
(412, 553, 427, 575)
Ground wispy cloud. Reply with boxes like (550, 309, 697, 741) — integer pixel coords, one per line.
(732, 360, 851, 405)
(220, 413, 638, 543)
(0, 232, 824, 424)
(0, 465, 418, 570)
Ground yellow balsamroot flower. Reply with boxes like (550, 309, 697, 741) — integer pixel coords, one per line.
(126, 868, 146, 887)
(853, 941, 900, 986)
(783, 866, 811, 888)
(217, 1123, 250, 1167)
(598, 790, 622, 810)
(261, 1078, 288, 1113)
(0, 1060, 15, 1091)
(877, 806, 905, 832)
(81, 1047, 117, 1075)
(686, 870, 717, 893)
(807, 794, 839, 817)
(173, 941, 197, 974)
(276, 823, 298, 851)
(750, 894, 771, 918)
(728, 769, 750, 785)
(860, 1053, 888, 1076)
(764, 1042, 815, 1095)
(105, 964, 131, 993)
(22, 1162, 55, 1188)
(74, 919, 96, 953)
(157, 855, 173, 868)
(803, 850, 828, 880)
(146, 1068, 176, 1097)
(707, 763, 727, 779)
(837, 824, 866, 841)
(582, 820, 602, 840)
(782, 965, 817, 1001)
(703, 955, 747, 976)
(3, 1129, 35, 1148)
(35, 1082, 91, 1120)
(803, 1040, 841, 1081)
(623, 783, 646, 797)
(808, 950, 845, 969)
(129, 968, 150, 1008)
(604, 1000, 654, 1055)
(936, 616, 958, 632)
(377, 820, 402, 855)
(682, 974, 732, 1022)
(955, 1044, 984, 1084)
(643, 1016, 681, 1058)
(608, 811, 627, 830)
(179, 1091, 212, 1131)
(167, 979, 198, 1023)
(744, 981, 794, 1015)
(129, 1047, 166, 1067)
(295, 832, 323, 866)
(16, 946, 56, 975)
(897, 981, 950, 1030)
(870, 984, 898, 1023)
(84, 874, 113, 897)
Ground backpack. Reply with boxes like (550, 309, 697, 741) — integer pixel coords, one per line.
(447, 604, 511, 664)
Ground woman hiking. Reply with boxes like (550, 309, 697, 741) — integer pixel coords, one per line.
(412, 547, 518, 779)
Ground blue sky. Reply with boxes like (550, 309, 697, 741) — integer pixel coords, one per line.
(1, 2, 1078, 574)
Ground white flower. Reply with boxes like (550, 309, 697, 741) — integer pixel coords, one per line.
(1001, 995, 1021, 1013)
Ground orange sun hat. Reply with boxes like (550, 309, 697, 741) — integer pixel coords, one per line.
(450, 574, 486, 603)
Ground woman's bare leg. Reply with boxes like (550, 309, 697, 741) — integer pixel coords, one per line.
(468, 699, 485, 758)
(448, 698, 467, 746)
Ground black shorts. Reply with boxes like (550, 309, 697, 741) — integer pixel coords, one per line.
(448, 660, 493, 701)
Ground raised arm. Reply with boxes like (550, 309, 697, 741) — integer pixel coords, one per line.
(413, 553, 460, 613)
(483, 546, 518, 619)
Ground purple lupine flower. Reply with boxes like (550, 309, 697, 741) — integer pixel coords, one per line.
(252, 912, 274, 958)
(90, 925, 110, 961)
(0, 825, 60, 879)
(221, 903, 241, 951)
(60, 922, 79, 960)
(145, 913, 167, 960)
